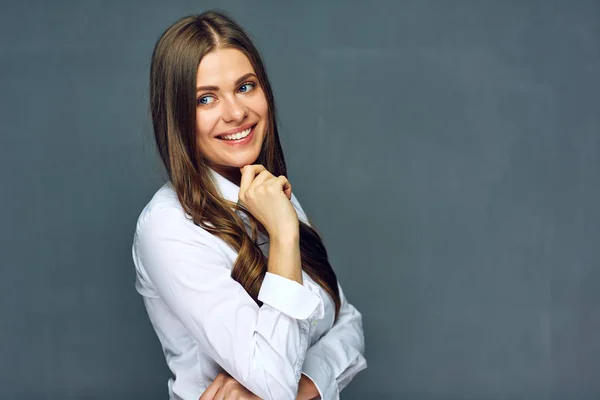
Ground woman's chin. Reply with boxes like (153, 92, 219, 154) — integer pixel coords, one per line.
(229, 154, 261, 169)
(212, 159, 257, 172)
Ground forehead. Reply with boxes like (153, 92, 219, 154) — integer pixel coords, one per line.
(196, 48, 255, 84)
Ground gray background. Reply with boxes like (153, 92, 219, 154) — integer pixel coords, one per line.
(1, 1, 599, 399)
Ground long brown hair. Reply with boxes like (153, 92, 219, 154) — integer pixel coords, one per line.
(149, 10, 341, 320)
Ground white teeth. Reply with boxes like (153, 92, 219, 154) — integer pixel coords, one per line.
(220, 127, 251, 141)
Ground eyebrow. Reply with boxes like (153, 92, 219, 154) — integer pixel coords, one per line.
(196, 72, 257, 93)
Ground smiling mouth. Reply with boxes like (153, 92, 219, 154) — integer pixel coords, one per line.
(217, 124, 256, 141)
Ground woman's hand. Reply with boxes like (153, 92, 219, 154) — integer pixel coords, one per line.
(238, 164, 299, 239)
(198, 371, 319, 400)
(199, 372, 261, 400)
(296, 374, 320, 400)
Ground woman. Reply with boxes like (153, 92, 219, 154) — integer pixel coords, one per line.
(132, 10, 367, 400)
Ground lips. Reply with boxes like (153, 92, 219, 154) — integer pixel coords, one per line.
(216, 123, 256, 139)
(216, 124, 256, 145)
(218, 127, 251, 141)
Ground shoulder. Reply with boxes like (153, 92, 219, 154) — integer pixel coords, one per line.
(133, 182, 217, 247)
(134, 182, 183, 229)
(132, 182, 229, 297)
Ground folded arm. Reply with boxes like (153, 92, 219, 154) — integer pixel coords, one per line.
(133, 206, 325, 400)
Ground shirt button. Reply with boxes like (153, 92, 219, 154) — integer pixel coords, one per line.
(311, 319, 318, 326)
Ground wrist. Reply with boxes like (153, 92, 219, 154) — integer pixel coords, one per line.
(269, 227, 299, 244)
(266, 231, 302, 284)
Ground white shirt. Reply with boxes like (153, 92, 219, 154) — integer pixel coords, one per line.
(131, 169, 367, 400)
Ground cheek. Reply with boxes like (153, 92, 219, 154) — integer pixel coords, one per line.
(195, 110, 218, 141)
(256, 95, 269, 120)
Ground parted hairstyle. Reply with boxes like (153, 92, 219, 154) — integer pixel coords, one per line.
(149, 10, 341, 320)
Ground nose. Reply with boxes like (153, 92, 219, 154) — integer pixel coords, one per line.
(221, 95, 248, 123)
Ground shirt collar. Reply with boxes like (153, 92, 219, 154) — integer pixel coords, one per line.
(208, 167, 240, 204)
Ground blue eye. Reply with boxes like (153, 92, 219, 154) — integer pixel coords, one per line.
(197, 95, 214, 105)
(239, 82, 255, 93)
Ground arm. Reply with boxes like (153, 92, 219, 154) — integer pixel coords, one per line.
(300, 283, 367, 400)
(133, 206, 325, 400)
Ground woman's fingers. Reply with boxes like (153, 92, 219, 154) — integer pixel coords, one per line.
(239, 165, 291, 199)
(237, 164, 298, 237)
(212, 375, 258, 400)
(239, 164, 266, 196)
(276, 175, 292, 200)
(251, 169, 275, 188)
(199, 373, 227, 400)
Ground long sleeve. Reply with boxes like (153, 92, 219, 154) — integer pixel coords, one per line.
(301, 283, 367, 400)
(133, 206, 325, 400)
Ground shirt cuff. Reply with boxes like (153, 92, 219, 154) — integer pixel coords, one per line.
(301, 356, 340, 400)
(258, 272, 324, 320)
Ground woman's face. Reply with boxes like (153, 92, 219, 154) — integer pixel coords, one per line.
(195, 48, 268, 182)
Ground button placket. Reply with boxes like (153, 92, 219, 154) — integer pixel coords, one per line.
(294, 320, 310, 380)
